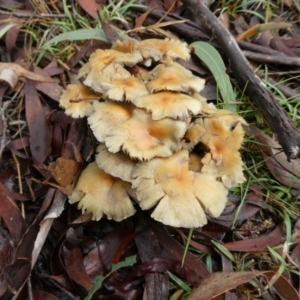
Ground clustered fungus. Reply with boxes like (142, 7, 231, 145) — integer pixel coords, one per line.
(59, 38, 247, 228)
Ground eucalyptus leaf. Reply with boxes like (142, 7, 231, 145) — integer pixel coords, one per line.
(43, 28, 109, 47)
(191, 41, 236, 112)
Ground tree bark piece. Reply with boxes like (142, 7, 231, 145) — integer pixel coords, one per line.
(181, 0, 300, 160)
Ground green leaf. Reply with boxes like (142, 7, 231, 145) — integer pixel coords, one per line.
(111, 255, 137, 272)
(84, 255, 136, 300)
(190, 41, 236, 112)
(182, 228, 193, 267)
(43, 28, 109, 48)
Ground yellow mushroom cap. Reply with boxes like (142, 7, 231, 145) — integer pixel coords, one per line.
(185, 114, 246, 187)
(131, 149, 228, 228)
(69, 162, 136, 221)
(105, 108, 187, 160)
(201, 149, 246, 188)
(184, 112, 246, 151)
(111, 39, 135, 53)
(192, 92, 218, 115)
(95, 144, 136, 182)
(183, 122, 207, 151)
(147, 60, 205, 93)
(82, 62, 132, 93)
(59, 84, 100, 118)
(78, 49, 142, 78)
(134, 38, 191, 62)
(88, 100, 135, 142)
(198, 114, 246, 152)
(132, 91, 201, 120)
(100, 77, 149, 102)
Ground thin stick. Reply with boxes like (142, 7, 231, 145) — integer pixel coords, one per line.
(12, 152, 25, 218)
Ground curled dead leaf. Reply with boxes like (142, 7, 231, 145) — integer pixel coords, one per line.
(0, 69, 18, 88)
(0, 63, 56, 82)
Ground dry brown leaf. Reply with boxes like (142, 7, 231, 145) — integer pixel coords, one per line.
(134, 7, 156, 28)
(0, 182, 27, 243)
(223, 224, 284, 252)
(187, 270, 299, 300)
(34, 66, 64, 102)
(263, 271, 299, 300)
(245, 125, 300, 186)
(48, 157, 81, 187)
(25, 79, 51, 165)
(187, 271, 262, 300)
(76, 0, 100, 19)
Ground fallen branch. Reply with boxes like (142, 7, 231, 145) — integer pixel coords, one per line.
(181, 0, 300, 160)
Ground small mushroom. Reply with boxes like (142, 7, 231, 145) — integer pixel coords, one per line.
(131, 149, 228, 228)
(184, 112, 246, 151)
(100, 77, 149, 102)
(69, 162, 136, 221)
(111, 39, 134, 53)
(88, 100, 135, 142)
(201, 149, 245, 188)
(186, 114, 246, 187)
(198, 114, 246, 152)
(82, 62, 132, 93)
(96, 144, 136, 182)
(59, 84, 100, 118)
(134, 38, 191, 63)
(105, 108, 187, 160)
(132, 91, 201, 120)
(147, 59, 205, 93)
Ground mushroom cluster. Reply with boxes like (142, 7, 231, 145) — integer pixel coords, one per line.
(59, 38, 246, 228)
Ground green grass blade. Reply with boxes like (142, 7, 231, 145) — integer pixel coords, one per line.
(84, 255, 136, 300)
(190, 41, 236, 112)
(43, 28, 109, 47)
(211, 240, 235, 262)
(0, 23, 17, 39)
(166, 271, 192, 293)
(182, 228, 193, 267)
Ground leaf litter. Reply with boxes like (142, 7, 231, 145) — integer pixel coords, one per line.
(0, 0, 299, 299)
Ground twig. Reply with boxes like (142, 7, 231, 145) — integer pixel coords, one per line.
(131, 6, 211, 41)
(237, 40, 285, 56)
(0, 100, 12, 160)
(243, 50, 300, 66)
(181, 0, 300, 160)
(0, 9, 67, 18)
